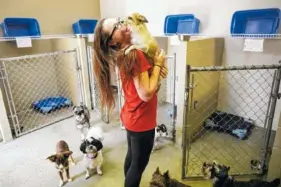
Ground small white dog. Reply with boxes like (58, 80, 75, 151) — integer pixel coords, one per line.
(80, 125, 104, 179)
(152, 124, 169, 152)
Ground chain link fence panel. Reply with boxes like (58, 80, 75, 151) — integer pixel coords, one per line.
(182, 64, 281, 179)
(0, 49, 83, 137)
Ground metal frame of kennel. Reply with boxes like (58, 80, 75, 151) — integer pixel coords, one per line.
(0, 49, 85, 138)
(115, 54, 178, 142)
(181, 63, 281, 180)
(86, 45, 110, 123)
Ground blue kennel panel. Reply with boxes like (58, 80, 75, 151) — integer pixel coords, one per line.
(164, 14, 200, 35)
(230, 8, 281, 36)
(1, 18, 41, 37)
(32, 96, 72, 114)
(72, 19, 98, 34)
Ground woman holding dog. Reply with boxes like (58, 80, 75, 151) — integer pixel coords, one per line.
(93, 17, 168, 187)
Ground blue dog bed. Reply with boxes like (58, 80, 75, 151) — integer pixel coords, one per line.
(32, 96, 72, 114)
(203, 110, 255, 140)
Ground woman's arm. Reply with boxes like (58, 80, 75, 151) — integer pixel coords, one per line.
(133, 50, 166, 102)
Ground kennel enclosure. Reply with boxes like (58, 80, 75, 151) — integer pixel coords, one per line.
(0, 47, 85, 137)
(181, 63, 281, 179)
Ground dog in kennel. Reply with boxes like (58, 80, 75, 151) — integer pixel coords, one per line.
(202, 161, 280, 187)
(152, 124, 169, 152)
(73, 103, 91, 140)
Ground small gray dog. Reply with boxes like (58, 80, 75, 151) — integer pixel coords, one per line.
(73, 104, 91, 140)
(149, 167, 191, 187)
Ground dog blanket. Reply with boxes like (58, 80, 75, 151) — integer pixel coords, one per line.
(203, 110, 255, 140)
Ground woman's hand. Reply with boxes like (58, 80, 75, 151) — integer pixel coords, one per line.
(160, 63, 168, 79)
(154, 49, 165, 66)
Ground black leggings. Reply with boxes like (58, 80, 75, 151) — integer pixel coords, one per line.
(124, 128, 155, 187)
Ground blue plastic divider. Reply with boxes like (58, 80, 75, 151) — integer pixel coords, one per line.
(72, 19, 98, 34)
(1, 17, 41, 37)
(164, 14, 200, 35)
(230, 8, 281, 36)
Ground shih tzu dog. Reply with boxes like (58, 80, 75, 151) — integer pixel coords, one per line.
(149, 167, 191, 187)
(153, 124, 169, 152)
(202, 161, 280, 187)
(80, 125, 104, 179)
(47, 140, 75, 187)
(73, 104, 91, 140)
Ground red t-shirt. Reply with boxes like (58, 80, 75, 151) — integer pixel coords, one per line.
(120, 49, 157, 132)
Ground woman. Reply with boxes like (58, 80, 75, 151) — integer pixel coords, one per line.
(93, 17, 168, 187)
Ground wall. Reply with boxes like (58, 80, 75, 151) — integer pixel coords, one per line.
(0, 0, 100, 34)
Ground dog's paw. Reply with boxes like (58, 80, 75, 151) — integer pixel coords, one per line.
(59, 180, 64, 187)
(97, 170, 103, 175)
(85, 174, 90, 180)
(68, 178, 73, 182)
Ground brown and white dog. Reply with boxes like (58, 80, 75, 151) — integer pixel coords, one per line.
(47, 140, 75, 187)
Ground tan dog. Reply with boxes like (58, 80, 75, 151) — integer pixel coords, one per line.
(47, 140, 75, 187)
(124, 12, 168, 80)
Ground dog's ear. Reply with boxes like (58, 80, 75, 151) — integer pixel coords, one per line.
(95, 139, 103, 151)
(46, 155, 57, 162)
(154, 167, 160, 174)
(137, 14, 148, 23)
(80, 141, 87, 154)
(227, 166, 230, 171)
(163, 170, 170, 179)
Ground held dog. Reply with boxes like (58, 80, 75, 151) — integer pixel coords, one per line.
(80, 125, 104, 179)
(202, 161, 280, 187)
(47, 140, 75, 187)
(73, 104, 91, 140)
(149, 167, 191, 187)
(153, 124, 169, 152)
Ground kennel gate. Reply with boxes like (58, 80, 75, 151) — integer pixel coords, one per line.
(0, 49, 85, 138)
(116, 54, 178, 142)
(86, 45, 109, 123)
(181, 63, 281, 179)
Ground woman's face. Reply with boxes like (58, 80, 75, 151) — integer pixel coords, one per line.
(103, 18, 132, 48)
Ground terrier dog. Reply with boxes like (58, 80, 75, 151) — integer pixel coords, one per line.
(202, 161, 280, 187)
(73, 104, 91, 140)
(47, 140, 75, 187)
(153, 124, 169, 152)
(80, 126, 104, 179)
(149, 167, 191, 187)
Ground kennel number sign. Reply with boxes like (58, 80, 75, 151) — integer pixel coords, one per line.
(16, 37, 32, 48)
(243, 39, 264, 52)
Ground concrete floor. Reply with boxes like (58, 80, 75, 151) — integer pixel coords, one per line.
(0, 108, 211, 187)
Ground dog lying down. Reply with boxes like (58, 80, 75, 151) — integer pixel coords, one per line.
(149, 167, 191, 187)
(202, 161, 280, 187)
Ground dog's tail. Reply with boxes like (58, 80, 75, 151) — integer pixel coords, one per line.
(270, 178, 280, 186)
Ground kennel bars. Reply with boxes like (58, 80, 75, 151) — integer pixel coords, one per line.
(181, 63, 281, 180)
(0, 49, 85, 137)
